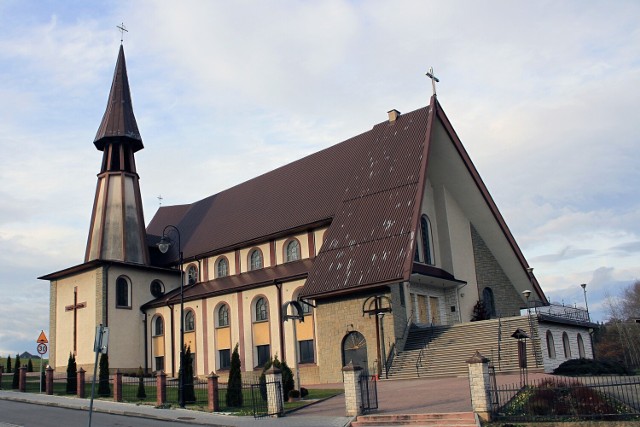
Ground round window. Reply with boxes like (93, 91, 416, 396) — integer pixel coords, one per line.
(150, 280, 164, 298)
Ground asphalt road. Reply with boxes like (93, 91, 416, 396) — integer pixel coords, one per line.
(0, 400, 199, 427)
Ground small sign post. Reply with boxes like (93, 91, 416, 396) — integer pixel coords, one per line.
(36, 331, 48, 393)
(88, 325, 109, 427)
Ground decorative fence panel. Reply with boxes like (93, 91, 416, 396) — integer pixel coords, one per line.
(491, 375, 640, 423)
(120, 375, 156, 403)
(359, 374, 378, 412)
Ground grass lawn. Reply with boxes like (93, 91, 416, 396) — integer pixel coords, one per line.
(1, 357, 49, 373)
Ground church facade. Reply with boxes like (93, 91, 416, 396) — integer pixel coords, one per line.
(41, 46, 592, 383)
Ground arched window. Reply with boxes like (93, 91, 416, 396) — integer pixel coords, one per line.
(420, 215, 434, 265)
(150, 280, 164, 298)
(187, 265, 198, 285)
(577, 333, 585, 358)
(116, 276, 130, 308)
(285, 239, 300, 262)
(255, 297, 268, 322)
(482, 287, 496, 317)
(153, 315, 164, 336)
(546, 330, 556, 359)
(217, 304, 230, 327)
(185, 310, 195, 332)
(216, 257, 229, 278)
(562, 332, 571, 358)
(250, 249, 263, 271)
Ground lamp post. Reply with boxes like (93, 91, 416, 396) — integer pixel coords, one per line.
(157, 225, 185, 408)
(581, 283, 589, 321)
(522, 289, 537, 367)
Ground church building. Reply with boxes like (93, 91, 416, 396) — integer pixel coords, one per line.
(40, 45, 594, 383)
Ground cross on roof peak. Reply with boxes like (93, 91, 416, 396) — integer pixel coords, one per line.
(426, 67, 439, 97)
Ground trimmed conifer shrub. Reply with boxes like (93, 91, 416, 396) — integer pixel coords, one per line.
(6, 355, 11, 373)
(27, 359, 34, 372)
(259, 355, 295, 401)
(66, 353, 77, 394)
(136, 366, 146, 399)
(98, 353, 110, 396)
(12, 355, 21, 389)
(225, 344, 243, 407)
(182, 346, 196, 403)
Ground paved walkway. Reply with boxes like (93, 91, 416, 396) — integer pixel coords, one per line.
(0, 373, 552, 426)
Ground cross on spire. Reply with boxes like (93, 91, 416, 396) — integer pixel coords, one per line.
(117, 22, 128, 44)
(426, 67, 439, 97)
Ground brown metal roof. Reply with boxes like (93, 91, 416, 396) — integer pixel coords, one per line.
(146, 110, 415, 262)
(300, 107, 431, 297)
(94, 45, 143, 152)
(143, 259, 313, 308)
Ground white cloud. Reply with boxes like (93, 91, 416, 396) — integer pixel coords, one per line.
(0, 0, 639, 353)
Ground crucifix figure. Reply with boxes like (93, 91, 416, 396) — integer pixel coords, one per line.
(65, 286, 87, 354)
(426, 67, 439, 96)
(117, 22, 128, 44)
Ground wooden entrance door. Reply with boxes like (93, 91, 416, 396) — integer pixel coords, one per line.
(417, 295, 428, 324)
(429, 296, 441, 325)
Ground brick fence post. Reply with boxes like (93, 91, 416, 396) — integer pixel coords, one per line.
(19, 366, 27, 392)
(156, 371, 166, 406)
(46, 366, 54, 395)
(113, 370, 122, 402)
(77, 368, 86, 398)
(207, 372, 219, 412)
(342, 362, 363, 417)
(265, 367, 283, 417)
(467, 351, 493, 423)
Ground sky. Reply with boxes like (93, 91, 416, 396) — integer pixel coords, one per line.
(1, 0, 639, 356)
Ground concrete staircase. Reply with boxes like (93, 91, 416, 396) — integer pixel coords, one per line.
(386, 316, 542, 380)
(350, 412, 477, 426)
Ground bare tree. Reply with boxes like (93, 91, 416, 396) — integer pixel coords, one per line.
(601, 281, 640, 371)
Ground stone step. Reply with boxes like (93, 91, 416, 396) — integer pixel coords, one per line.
(350, 412, 476, 426)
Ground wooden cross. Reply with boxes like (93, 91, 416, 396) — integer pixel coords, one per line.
(65, 287, 86, 354)
(426, 67, 439, 96)
(117, 22, 128, 44)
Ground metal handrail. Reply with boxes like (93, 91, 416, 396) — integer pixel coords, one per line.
(396, 310, 414, 348)
(384, 342, 395, 379)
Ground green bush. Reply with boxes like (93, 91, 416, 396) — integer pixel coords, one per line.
(66, 353, 77, 394)
(98, 353, 110, 396)
(12, 355, 21, 389)
(136, 366, 146, 399)
(553, 358, 630, 376)
(259, 355, 295, 401)
(226, 344, 243, 407)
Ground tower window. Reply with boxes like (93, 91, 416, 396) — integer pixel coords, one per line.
(116, 276, 130, 308)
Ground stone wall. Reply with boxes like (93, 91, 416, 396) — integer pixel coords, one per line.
(315, 290, 396, 383)
(471, 225, 523, 318)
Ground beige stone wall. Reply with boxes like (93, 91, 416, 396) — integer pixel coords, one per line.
(315, 291, 396, 383)
(51, 268, 99, 372)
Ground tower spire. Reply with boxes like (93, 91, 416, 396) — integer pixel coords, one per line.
(94, 44, 143, 152)
(85, 45, 149, 265)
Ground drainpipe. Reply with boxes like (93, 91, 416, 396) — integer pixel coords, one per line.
(142, 310, 148, 374)
(276, 283, 285, 361)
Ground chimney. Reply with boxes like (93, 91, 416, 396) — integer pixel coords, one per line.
(387, 109, 401, 122)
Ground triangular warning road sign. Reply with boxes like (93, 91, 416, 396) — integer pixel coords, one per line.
(37, 330, 48, 344)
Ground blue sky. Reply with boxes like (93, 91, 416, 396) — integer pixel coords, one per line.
(1, 1, 639, 356)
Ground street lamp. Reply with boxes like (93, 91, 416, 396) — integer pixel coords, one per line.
(157, 225, 185, 408)
(581, 283, 589, 321)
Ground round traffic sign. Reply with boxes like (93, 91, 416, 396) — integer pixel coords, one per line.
(37, 343, 48, 355)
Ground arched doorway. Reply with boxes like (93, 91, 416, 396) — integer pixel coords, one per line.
(342, 331, 368, 371)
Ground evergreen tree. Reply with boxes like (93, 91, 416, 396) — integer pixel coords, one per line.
(136, 366, 146, 399)
(98, 353, 110, 396)
(259, 355, 295, 401)
(11, 355, 21, 389)
(40, 368, 46, 392)
(470, 300, 490, 321)
(66, 353, 77, 394)
(6, 355, 11, 373)
(181, 345, 196, 403)
(27, 359, 34, 372)
(225, 344, 243, 407)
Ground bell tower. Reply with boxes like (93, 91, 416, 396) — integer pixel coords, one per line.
(85, 45, 149, 264)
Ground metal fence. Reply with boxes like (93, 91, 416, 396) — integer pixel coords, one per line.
(359, 374, 378, 412)
(120, 375, 156, 403)
(492, 375, 640, 422)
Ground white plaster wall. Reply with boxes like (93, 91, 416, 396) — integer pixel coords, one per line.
(538, 322, 594, 372)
